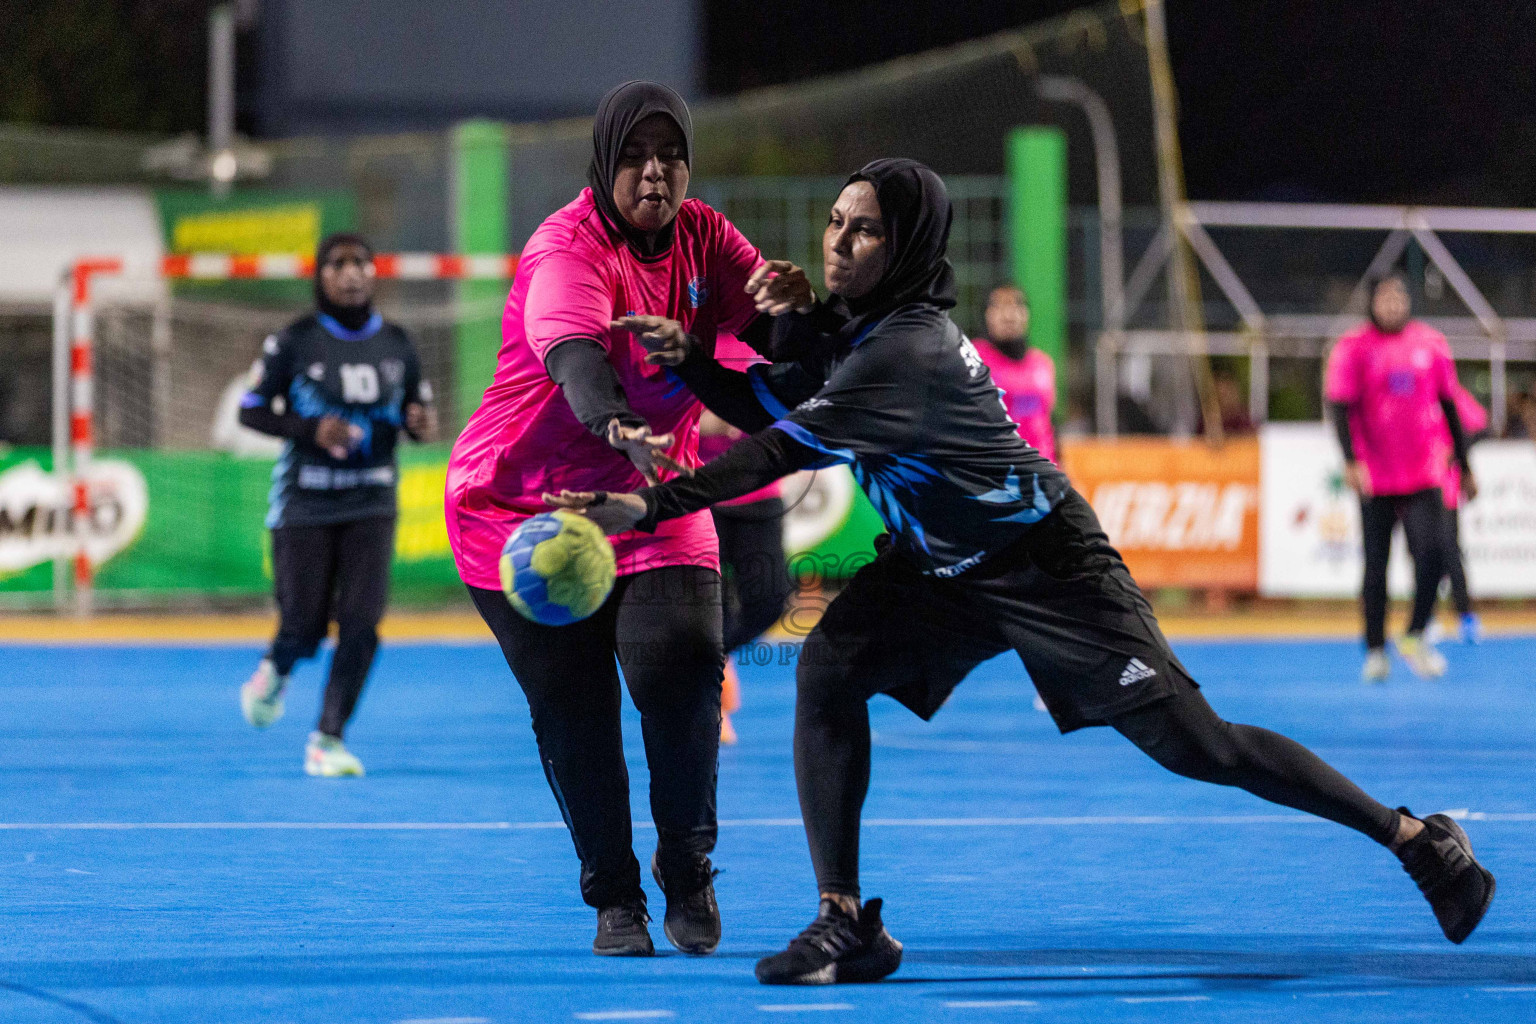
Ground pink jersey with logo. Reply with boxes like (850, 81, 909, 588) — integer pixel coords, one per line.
(1324, 320, 1458, 496)
(698, 335, 783, 507)
(977, 340, 1056, 463)
(1439, 383, 1488, 509)
(446, 189, 762, 590)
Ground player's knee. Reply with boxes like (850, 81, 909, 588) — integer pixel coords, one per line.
(1121, 708, 1244, 783)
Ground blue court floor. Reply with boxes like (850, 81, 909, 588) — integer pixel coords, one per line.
(0, 633, 1532, 1023)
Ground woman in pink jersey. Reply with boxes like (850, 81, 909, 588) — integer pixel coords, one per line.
(974, 283, 1056, 462)
(446, 82, 770, 958)
(1325, 272, 1474, 683)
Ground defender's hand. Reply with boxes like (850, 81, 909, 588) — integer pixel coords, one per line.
(405, 402, 439, 442)
(745, 260, 814, 316)
(612, 315, 694, 367)
(316, 416, 362, 460)
(606, 419, 690, 485)
(543, 489, 648, 536)
(1343, 461, 1372, 497)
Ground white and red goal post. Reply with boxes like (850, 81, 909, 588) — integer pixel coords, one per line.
(53, 252, 519, 613)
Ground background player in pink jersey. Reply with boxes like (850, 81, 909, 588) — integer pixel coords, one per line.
(1326, 272, 1474, 683)
(974, 283, 1056, 463)
(700, 336, 793, 745)
(445, 82, 773, 958)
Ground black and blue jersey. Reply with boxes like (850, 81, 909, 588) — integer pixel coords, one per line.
(744, 304, 1067, 575)
(243, 312, 427, 529)
(642, 301, 1070, 577)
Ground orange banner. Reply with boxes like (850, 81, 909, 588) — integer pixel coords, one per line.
(1058, 437, 1260, 590)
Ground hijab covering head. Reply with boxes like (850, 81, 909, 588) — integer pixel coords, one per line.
(840, 158, 957, 319)
(313, 232, 375, 331)
(587, 81, 694, 258)
(1366, 269, 1410, 334)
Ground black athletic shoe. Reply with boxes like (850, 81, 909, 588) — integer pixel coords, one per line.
(594, 900, 654, 957)
(651, 851, 721, 954)
(755, 898, 903, 985)
(1397, 808, 1496, 944)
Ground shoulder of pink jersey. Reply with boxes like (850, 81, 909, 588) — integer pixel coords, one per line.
(521, 189, 611, 262)
(1336, 322, 1373, 346)
(1026, 346, 1055, 369)
(1409, 320, 1450, 350)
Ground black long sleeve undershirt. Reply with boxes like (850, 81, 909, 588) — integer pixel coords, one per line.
(239, 403, 318, 444)
(545, 337, 647, 435)
(669, 343, 776, 434)
(1332, 398, 1471, 473)
(634, 427, 819, 532)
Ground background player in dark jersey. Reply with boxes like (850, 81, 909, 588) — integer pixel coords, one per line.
(238, 232, 437, 777)
(551, 159, 1496, 984)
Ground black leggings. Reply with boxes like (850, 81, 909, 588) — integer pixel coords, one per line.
(796, 674, 1400, 897)
(1442, 505, 1471, 617)
(714, 498, 792, 653)
(1360, 489, 1445, 650)
(268, 516, 395, 739)
(469, 565, 723, 910)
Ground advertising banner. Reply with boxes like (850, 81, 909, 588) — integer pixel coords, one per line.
(0, 450, 885, 600)
(1257, 422, 1536, 597)
(1058, 437, 1261, 589)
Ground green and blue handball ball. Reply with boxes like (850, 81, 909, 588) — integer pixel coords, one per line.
(500, 511, 617, 626)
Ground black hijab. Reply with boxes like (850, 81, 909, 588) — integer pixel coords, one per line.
(839, 158, 957, 321)
(313, 232, 375, 332)
(587, 81, 694, 259)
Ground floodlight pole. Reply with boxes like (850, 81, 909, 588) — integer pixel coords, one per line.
(208, 5, 236, 198)
(1035, 76, 1125, 437)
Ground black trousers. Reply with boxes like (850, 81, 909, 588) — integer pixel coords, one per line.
(714, 498, 792, 654)
(795, 491, 1400, 897)
(1442, 504, 1471, 617)
(269, 515, 395, 739)
(1360, 489, 1445, 650)
(469, 565, 723, 910)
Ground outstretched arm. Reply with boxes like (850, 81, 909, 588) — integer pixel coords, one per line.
(545, 426, 819, 535)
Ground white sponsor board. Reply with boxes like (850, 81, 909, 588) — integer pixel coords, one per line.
(1259, 422, 1536, 597)
(0, 460, 148, 573)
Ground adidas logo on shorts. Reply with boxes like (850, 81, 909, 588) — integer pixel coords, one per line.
(1119, 657, 1157, 686)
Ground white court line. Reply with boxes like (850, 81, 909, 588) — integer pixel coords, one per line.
(944, 999, 1040, 1009)
(1300, 991, 1392, 999)
(1481, 986, 1536, 993)
(574, 1013, 675, 1021)
(1118, 996, 1211, 1004)
(757, 1005, 854, 1013)
(0, 812, 1532, 831)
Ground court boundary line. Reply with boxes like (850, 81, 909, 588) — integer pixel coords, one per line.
(0, 811, 1528, 830)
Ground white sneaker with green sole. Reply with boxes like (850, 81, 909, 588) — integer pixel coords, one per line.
(240, 659, 288, 728)
(305, 732, 364, 777)
(1396, 634, 1447, 679)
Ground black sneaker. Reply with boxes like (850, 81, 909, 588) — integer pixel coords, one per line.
(1397, 808, 1496, 944)
(594, 900, 654, 956)
(651, 851, 721, 955)
(755, 898, 903, 985)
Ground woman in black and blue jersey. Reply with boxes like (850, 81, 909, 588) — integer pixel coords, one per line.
(237, 233, 437, 777)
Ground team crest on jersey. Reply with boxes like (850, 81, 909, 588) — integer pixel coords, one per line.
(262, 334, 279, 356)
(688, 276, 709, 308)
(307, 363, 325, 381)
(380, 358, 405, 386)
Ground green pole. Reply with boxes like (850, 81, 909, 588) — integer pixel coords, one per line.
(451, 119, 511, 427)
(1006, 126, 1068, 408)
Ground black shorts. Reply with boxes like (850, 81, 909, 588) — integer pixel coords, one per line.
(802, 489, 1191, 733)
